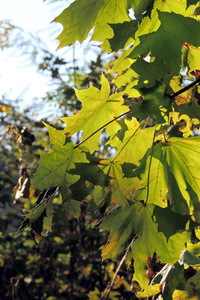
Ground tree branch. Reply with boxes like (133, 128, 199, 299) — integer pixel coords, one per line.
(104, 235, 137, 300)
(169, 77, 200, 99)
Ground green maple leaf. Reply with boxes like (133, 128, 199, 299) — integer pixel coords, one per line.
(174, 97, 200, 119)
(108, 21, 137, 52)
(90, 119, 155, 208)
(91, 0, 131, 51)
(15, 187, 58, 236)
(33, 123, 88, 202)
(154, 0, 187, 15)
(129, 0, 154, 19)
(130, 84, 172, 122)
(100, 202, 189, 288)
(134, 137, 200, 221)
(103, 120, 156, 203)
(54, 0, 132, 50)
(53, 0, 104, 48)
(61, 74, 129, 153)
(187, 0, 199, 9)
(98, 160, 133, 208)
(130, 12, 200, 85)
(182, 44, 200, 77)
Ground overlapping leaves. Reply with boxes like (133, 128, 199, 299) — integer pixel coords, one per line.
(54, 0, 132, 50)
(24, 0, 200, 297)
(133, 136, 200, 220)
(130, 12, 200, 86)
(61, 74, 129, 153)
(33, 123, 88, 207)
(100, 202, 189, 288)
(15, 187, 58, 238)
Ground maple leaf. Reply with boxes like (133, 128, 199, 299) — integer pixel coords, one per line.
(129, 0, 154, 19)
(108, 21, 137, 52)
(15, 187, 58, 236)
(54, 0, 132, 51)
(133, 137, 200, 221)
(91, 0, 131, 51)
(61, 74, 129, 153)
(86, 120, 155, 209)
(100, 202, 189, 288)
(130, 12, 200, 86)
(33, 123, 88, 203)
(187, 0, 199, 9)
(130, 84, 172, 122)
(109, 118, 155, 165)
(53, 0, 104, 48)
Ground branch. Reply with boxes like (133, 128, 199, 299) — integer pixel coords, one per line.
(169, 77, 200, 99)
(104, 235, 137, 300)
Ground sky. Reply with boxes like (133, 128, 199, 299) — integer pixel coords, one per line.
(0, 0, 98, 116)
(0, 0, 64, 105)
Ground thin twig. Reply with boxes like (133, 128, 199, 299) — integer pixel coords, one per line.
(0, 125, 15, 144)
(104, 235, 137, 300)
(111, 120, 144, 163)
(169, 77, 200, 99)
(145, 128, 156, 205)
(74, 109, 132, 149)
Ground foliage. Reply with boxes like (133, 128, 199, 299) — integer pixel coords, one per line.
(5, 0, 200, 299)
(0, 44, 132, 298)
(0, 93, 118, 299)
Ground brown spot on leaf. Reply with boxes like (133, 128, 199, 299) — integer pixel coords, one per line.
(132, 21, 137, 28)
(191, 69, 200, 79)
(183, 42, 192, 49)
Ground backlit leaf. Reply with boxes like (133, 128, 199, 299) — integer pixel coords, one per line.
(134, 137, 200, 221)
(100, 203, 189, 288)
(129, 0, 154, 19)
(54, 0, 104, 48)
(61, 74, 129, 153)
(130, 84, 172, 122)
(130, 12, 200, 85)
(108, 21, 137, 52)
(33, 123, 88, 201)
(91, 0, 131, 51)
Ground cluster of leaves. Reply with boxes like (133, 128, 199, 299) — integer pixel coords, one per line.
(0, 99, 127, 299)
(1, 46, 133, 298)
(12, 0, 200, 299)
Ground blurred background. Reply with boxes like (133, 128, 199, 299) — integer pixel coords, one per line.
(0, 0, 135, 299)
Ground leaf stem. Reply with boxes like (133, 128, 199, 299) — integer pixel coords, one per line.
(74, 109, 132, 149)
(145, 128, 156, 205)
(104, 235, 137, 300)
(111, 120, 144, 163)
